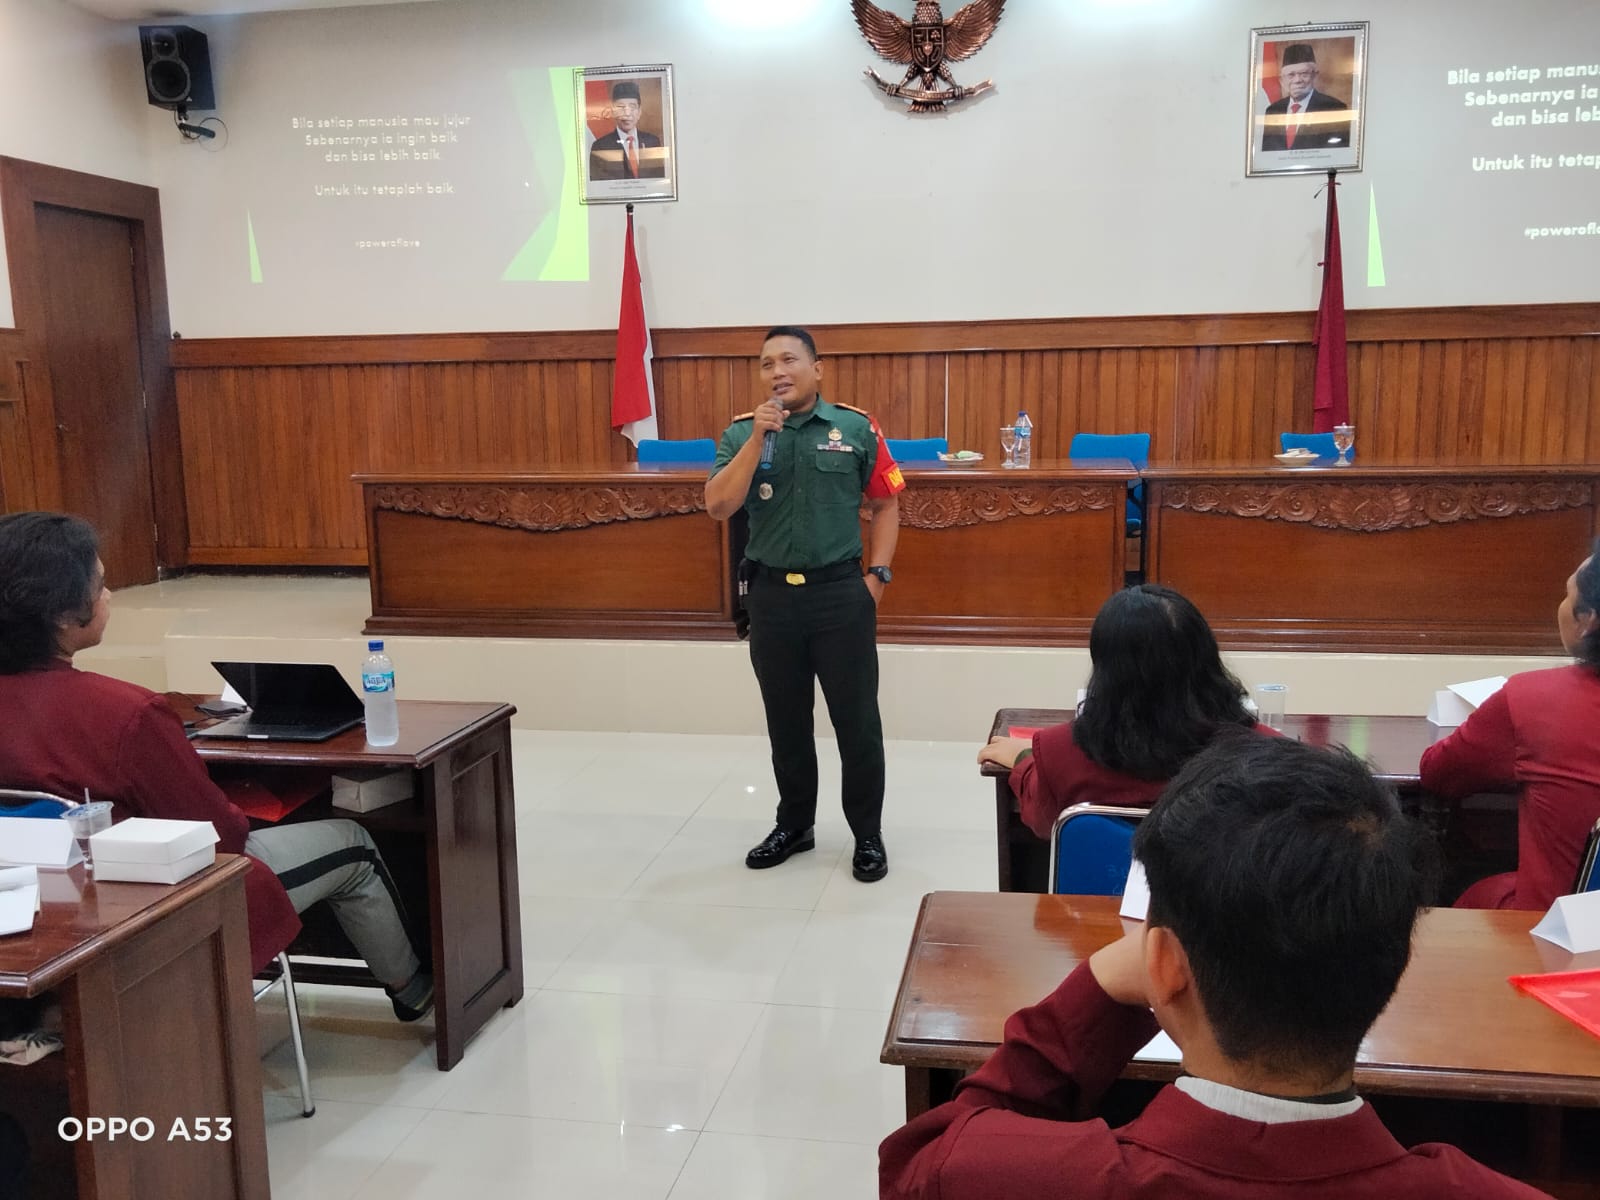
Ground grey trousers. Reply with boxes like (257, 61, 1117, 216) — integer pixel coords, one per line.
(244, 819, 421, 989)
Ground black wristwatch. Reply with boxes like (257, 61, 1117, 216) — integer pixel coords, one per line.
(866, 565, 893, 585)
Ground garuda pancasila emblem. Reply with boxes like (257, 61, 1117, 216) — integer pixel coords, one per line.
(852, 0, 1006, 112)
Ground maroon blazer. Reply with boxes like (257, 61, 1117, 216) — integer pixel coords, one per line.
(879, 964, 1549, 1199)
(0, 660, 300, 972)
(1010, 720, 1279, 839)
(1420, 663, 1600, 911)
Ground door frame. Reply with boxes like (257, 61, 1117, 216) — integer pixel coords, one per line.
(0, 156, 188, 568)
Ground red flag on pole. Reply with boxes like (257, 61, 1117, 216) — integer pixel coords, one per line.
(612, 207, 658, 445)
(1312, 172, 1349, 433)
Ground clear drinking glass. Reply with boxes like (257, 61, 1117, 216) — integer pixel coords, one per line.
(999, 425, 1019, 468)
(63, 801, 114, 872)
(1253, 684, 1289, 731)
(1332, 424, 1355, 465)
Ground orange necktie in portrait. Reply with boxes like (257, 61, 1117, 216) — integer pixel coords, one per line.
(1286, 100, 1302, 149)
(626, 135, 638, 177)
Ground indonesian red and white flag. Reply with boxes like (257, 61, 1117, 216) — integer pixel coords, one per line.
(611, 209, 658, 446)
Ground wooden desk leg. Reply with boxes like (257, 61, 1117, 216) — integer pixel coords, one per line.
(994, 781, 1014, 892)
(903, 1067, 963, 1121)
(1527, 1104, 1563, 1182)
(426, 718, 525, 1071)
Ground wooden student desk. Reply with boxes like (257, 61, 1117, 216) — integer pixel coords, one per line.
(982, 708, 1452, 892)
(0, 857, 268, 1200)
(186, 697, 522, 1071)
(883, 892, 1600, 1190)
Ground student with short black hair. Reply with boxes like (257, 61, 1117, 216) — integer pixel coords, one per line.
(978, 584, 1272, 840)
(881, 735, 1549, 1200)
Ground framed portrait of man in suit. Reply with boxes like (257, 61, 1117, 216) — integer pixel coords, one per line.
(577, 64, 677, 204)
(1247, 23, 1368, 177)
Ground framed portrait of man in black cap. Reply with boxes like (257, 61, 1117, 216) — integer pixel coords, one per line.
(577, 64, 677, 203)
(1247, 23, 1367, 177)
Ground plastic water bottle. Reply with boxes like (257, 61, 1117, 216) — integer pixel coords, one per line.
(361, 639, 399, 746)
(1014, 410, 1033, 468)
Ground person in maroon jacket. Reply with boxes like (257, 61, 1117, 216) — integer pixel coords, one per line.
(0, 512, 432, 1019)
(881, 735, 1550, 1200)
(1420, 542, 1600, 910)
(978, 585, 1273, 839)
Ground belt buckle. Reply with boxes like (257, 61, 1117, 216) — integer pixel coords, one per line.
(784, 572, 806, 586)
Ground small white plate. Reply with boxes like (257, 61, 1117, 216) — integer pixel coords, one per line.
(937, 452, 985, 465)
(1273, 451, 1318, 464)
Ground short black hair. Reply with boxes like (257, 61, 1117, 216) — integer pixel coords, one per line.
(1072, 585, 1254, 779)
(1135, 734, 1437, 1078)
(1574, 538, 1600, 670)
(0, 512, 101, 674)
(763, 326, 817, 360)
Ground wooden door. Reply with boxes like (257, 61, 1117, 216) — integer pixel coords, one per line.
(35, 203, 158, 586)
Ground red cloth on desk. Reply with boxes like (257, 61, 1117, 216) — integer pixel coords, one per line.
(878, 964, 1547, 1200)
(0, 660, 300, 971)
(1420, 664, 1600, 912)
(1010, 720, 1279, 839)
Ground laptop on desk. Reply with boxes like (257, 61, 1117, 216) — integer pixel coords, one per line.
(192, 662, 367, 743)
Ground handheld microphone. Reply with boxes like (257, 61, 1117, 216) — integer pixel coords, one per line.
(759, 428, 778, 470)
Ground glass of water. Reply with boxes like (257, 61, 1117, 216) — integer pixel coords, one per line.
(999, 426, 1019, 468)
(1332, 424, 1355, 465)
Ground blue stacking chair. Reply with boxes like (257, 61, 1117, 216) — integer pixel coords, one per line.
(1048, 803, 1148, 896)
(0, 788, 73, 819)
(636, 438, 717, 465)
(1069, 433, 1150, 532)
(1279, 432, 1353, 462)
(1575, 819, 1600, 894)
(885, 437, 948, 462)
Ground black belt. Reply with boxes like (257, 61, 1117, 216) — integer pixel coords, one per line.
(753, 559, 861, 586)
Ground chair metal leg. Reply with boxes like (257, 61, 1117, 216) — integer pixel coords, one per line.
(276, 953, 315, 1118)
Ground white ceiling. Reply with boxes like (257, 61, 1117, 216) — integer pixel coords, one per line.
(66, 0, 442, 20)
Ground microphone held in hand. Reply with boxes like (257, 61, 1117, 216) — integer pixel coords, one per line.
(760, 428, 778, 470)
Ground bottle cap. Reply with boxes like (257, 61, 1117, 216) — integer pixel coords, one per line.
(368, 640, 384, 651)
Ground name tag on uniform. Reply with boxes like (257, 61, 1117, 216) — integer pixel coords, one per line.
(816, 443, 855, 452)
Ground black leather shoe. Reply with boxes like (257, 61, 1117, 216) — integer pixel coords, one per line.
(745, 825, 816, 869)
(852, 834, 888, 883)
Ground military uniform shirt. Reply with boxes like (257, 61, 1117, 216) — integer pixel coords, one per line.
(711, 396, 905, 570)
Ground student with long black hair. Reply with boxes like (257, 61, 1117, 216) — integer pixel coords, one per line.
(978, 585, 1272, 839)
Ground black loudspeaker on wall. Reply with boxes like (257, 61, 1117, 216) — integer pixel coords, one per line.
(138, 25, 215, 111)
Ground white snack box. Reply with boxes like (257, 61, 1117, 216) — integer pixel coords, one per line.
(332, 768, 414, 813)
(89, 818, 219, 885)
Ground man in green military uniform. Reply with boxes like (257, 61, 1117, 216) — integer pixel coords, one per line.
(705, 326, 905, 882)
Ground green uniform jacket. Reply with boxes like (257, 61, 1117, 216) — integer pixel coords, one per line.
(712, 396, 884, 570)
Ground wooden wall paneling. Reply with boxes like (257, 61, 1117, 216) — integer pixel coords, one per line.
(1435, 340, 1465, 461)
(1480, 341, 1507, 465)
(1569, 337, 1597, 465)
(1457, 340, 1486, 463)
(1537, 338, 1566, 465)
(0, 333, 36, 511)
(1150, 348, 1179, 462)
(1500, 340, 1530, 463)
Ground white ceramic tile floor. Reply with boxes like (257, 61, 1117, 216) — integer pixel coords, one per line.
(253, 728, 997, 1197)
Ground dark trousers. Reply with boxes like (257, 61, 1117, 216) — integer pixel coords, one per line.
(746, 573, 885, 839)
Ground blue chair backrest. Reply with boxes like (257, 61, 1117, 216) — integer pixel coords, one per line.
(0, 788, 72, 820)
(885, 437, 948, 462)
(1279, 432, 1353, 461)
(1049, 805, 1145, 896)
(1069, 433, 1151, 528)
(636, 438, 717, 465)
